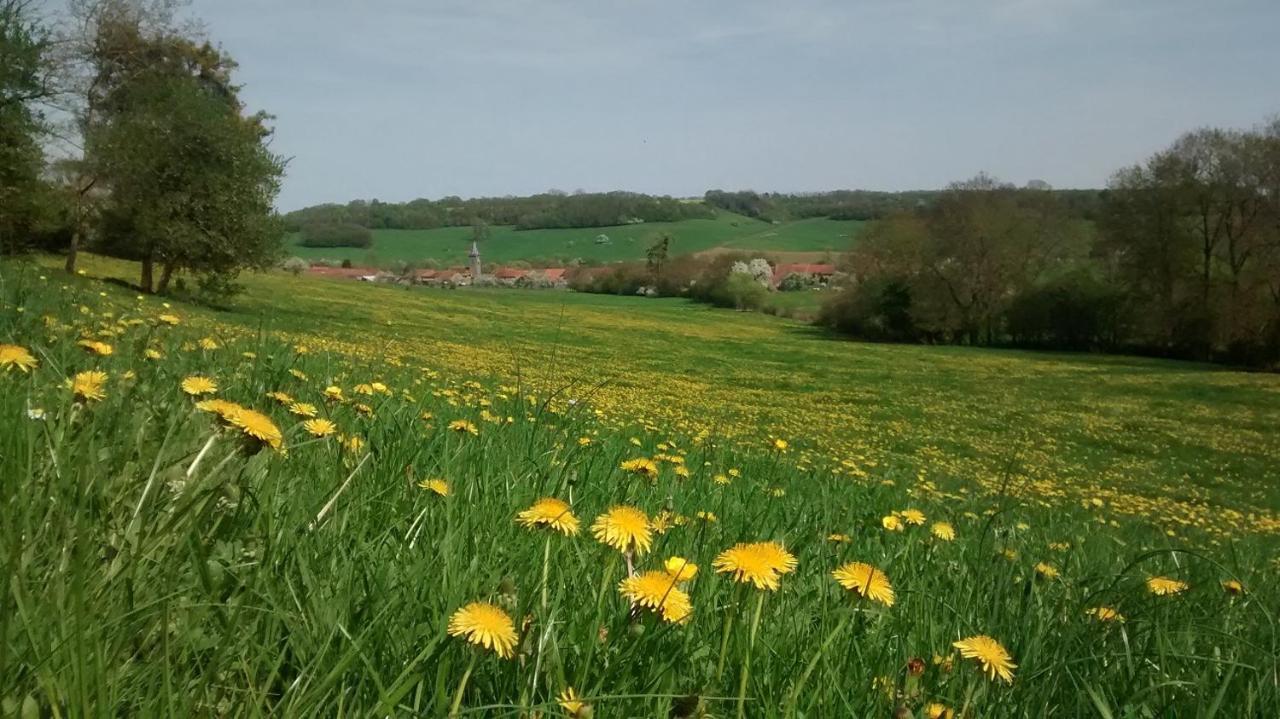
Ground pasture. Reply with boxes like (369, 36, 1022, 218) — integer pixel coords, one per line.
(285, 213, 862, 266)
(2, 254, 1278, 716)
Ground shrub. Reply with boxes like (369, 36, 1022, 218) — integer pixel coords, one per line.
(299, 222, 373, 249)
(281, 256, 309, 275)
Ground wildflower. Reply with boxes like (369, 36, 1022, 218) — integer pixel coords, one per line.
(180, 375, 218, 397)
(694, 510, 717, 523)
(832, 561, 895, 606)
(196, 398, 244, 421)
(324, 385, 344, 401)
(772, 438, 788, 451)
(144, 348, 163, 360)
(558, 688, 591, 718)
(447, 602, 518, 659)
(27, 407, 46, 420)
(728, 468, 741, 478)
(77, 339, 113, 356)
(1085, 606, 1125, 623)
(713, 541, 797, 591)
(342, 434, 365, 453)
(1034, 562, 1060, 580)
(354, 402, 374, 416)
(673, 465, 690, 479)
(664, 556, 699, 581)
(577, 436, 592, 447)
(953, 635, 1017, 683)
(931, 522, 956, 541)
(827, 533, 852, 543)
(157, 314, 180, 325)
(448, 419, 478, 435)
(713, 473, 730, 485)
(650, 510, 675, 535)
(924, 703, 954, 719)
(228, 407, 284, 452)
(70, 370, 108, 402)
(899, 509, 926, 525)
(370, 381, 389, 395)
(267, 391, 294, 405)
(197, 337, 219, 350)
(419, 478, 451, 497)
(516, 497, 580, 536)
(1146, 576, 1188, 596)
(288, 402, 318, 418)
(1048, 541, 1072, 551)
(882, 515, 904, 532)
(303, 418, 337, 437)
(620, 457, 658, 480)
(591, 506, 652, 554)
(619, 570, 693, 624)
(0, 344, 38, 373)
(1221, 579, 1245, 596)
(288, 368, 308, 381)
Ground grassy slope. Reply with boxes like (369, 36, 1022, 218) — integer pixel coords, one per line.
(47, 254, 1280, 526)
(5, 254, 1280, 716)
(285, 212, 863, 266)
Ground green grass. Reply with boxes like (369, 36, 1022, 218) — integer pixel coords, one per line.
(2, 254, 1279, 716)
(286, 213, 862, 267)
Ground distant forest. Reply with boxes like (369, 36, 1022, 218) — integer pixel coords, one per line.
(283, 188, 1108, 233)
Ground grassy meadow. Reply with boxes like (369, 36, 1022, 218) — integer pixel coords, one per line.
(2, 254, 1279, 717)
(286, 213, 862, 267)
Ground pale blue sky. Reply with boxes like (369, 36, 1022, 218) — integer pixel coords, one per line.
(184, 0, 1280, 210)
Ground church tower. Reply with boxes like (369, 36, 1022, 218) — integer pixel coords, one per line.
(468, 241, 481, 279)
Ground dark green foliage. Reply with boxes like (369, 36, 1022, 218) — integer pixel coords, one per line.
(0, 0, 55, 255)
(1005, 271, 1126, 350)
(299, 222, 373, 248)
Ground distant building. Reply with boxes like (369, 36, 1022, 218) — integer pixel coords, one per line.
(771, 263, 837, 289)
(469, 241, 482, 278)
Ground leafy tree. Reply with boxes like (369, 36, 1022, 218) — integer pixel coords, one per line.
(0, 0, 54, 254)
(86, 16, 284, 295)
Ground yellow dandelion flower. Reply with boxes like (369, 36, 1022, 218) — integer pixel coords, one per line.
(70, 370, 108, 402)
(144, 348, 163, 360)
(353, 383, 374, 395)
(591, 506, 652, 555)
(1221, 579, 1245, 596)
(419, 478, 450, 497)
(266, 391, 294, 405)
(288, 368, 308, 381)
(728, 468, 741, 477)
(289, 402, 317, 418)
(0, 344, 39, 373)
(713, 473, 730, 485)
(577, 436, 592, 446)
(1146, 576, 1188, 596)
(931, 522, 956, 541)
(516, 497, 580, 536)
(342, 434, 365, 453)
(827, 533, 852, 543)
(665, 556, 699, 582)
(673, 465, 690, 479)
(557, 687, 591, 718)
(1034, 562, 1060, 580)
(772, 438, 788, 451)
(694, 510, 717, 523)
(882, 515, 904, 532)
(324, 385, 344, 401)
(447, 602, 518, 659)
(924, 703, 954, 719)
(1085, 606, 1125, 623)
(180, 375, 218, 397)
(448, 419, 478, 435)
(712, 541, 798, 591)
(953, 635, 1017, 683)
(618, 570, 693, 624)
(197, 337, 219, 350)
(196, 398, 243, 421)
(303, 418, 337, 437)
(156, 313, 180, 325)
(354, 402, 374, 416)
(77, 339, 113, 356)
(899, 509, 926, 525)
(620, 457, 659, 480)
(228, 407, 284, 452)
(832, 561, 895, 607)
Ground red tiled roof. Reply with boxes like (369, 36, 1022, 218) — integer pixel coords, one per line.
(542, 268, 567, 281)
(493, 268, 529, 279)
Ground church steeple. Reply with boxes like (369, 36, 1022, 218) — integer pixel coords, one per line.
(468, 240, 481, 279)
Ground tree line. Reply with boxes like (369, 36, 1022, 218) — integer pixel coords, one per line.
(703, 188, 1104, 223)
(1, 0, 284, 300)
(281, 191, 714, 233)
(819, 120, 1280, 367)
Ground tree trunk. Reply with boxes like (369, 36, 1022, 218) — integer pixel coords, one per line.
(140, 255, 154, 294)
(157, 262, 175, 294)
(65, 227, 80, 274)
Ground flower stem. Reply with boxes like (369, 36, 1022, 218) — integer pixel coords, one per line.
(540, 534, 552, 612)
(737, 591, 766, 719)
(448, 652, 477, 717)
(785, 612, 852, 717)
(716, 586, 740, 682)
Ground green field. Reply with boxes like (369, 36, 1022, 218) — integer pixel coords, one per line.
(3, 254, 1279, 716)
(286, 213, 863, 266)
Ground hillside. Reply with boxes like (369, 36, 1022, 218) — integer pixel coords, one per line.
(286, 213, 864, 266)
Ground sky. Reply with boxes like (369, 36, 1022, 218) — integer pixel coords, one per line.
(177, 0, 1280, 211)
